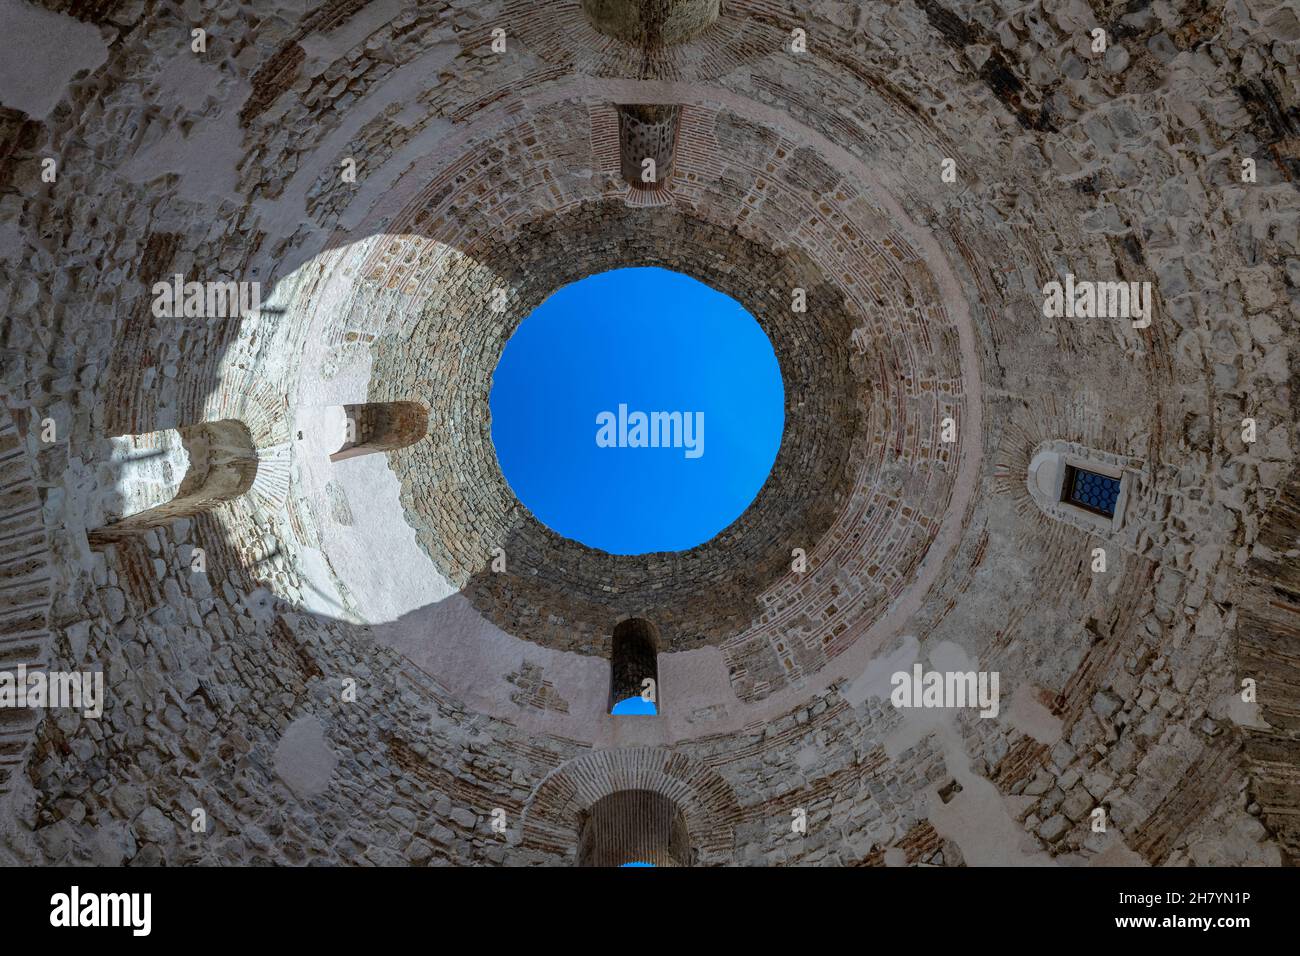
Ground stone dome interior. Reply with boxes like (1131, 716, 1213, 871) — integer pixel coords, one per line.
(0, 0, 1296, 870)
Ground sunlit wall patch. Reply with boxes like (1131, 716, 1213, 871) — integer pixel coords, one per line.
(490, 266, 784, 555)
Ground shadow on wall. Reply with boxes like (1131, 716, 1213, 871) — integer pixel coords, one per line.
(398, 510, 772, 657)
(335, 547, 651, 719)
(23, 126, 855, 859)
(29, 199, 854, 865)
(68, 549, 706, 863)
(95, 194, 860, 655)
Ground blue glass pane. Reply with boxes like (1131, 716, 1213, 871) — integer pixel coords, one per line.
(620, 862, 655, 867)
(1068, 469, 1120, 517)
(611, 696, 657, 716)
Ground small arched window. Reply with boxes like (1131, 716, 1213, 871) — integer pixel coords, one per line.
(578, 790, 690, 867)
(1026, 440, 1134, 533)
(330, 401, 428, 462)
(609, 618, 659, 715)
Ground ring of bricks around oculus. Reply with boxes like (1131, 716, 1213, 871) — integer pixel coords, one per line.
(356, 197, 970, 663)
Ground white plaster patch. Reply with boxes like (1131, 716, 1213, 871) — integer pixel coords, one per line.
(288, 331, 449, 626)
(842, 634, 919, 707)
(369, 591, 615, 740)
(926, 723, 1057, 866)
(274, 715, 338, 800)
(929, 640, 976, 673)
(795, 744, 821, 771)
(1185, 814, 1284, 866)
(118, 93, 249, 204)
(848, 637, 1063, 865)
(323, 453, 450, 620)
(881, 700, 948, 759)
(1086, 838, 1148, 866)
(0, 0, 107, 119)
(241, 587, 277, 625)
(658, 644, 741, 732)
(1215, 689, 1271, 731)
(1002, 682, 1064, 745)
(294, 546, 350, 619)
(148, 50, 224, 113)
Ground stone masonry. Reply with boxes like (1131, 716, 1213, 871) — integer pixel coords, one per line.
(0, 0, 1294, 868)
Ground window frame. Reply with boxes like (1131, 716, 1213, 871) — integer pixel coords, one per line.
(1049, 453, 1129, 531)
(1060, 464, 1123, 519)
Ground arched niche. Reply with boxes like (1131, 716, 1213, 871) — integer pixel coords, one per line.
(329, 401, 428, 462)
(520, 747, 737, 865)
(617, 104, 680, 190)
(1026, 440, 1136, 534)
(578, 789, 691, 867)
(610, 618, 660, 715)
(89, 420, 257, 547)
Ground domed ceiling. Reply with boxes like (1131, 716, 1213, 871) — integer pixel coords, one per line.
(0, 0, 1295, 871)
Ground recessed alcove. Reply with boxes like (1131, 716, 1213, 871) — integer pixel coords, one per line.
(609, 618, 660, 715)
(329, 401, 429, 463)
(88, 420, 258, 547)
(577, 790, 692, 867)
(1026, 441, 1134, 534)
